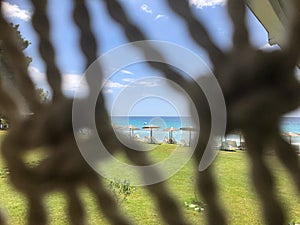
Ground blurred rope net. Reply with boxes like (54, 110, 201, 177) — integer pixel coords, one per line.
(0, 0, 299, 224)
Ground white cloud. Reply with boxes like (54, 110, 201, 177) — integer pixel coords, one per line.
(136, 80, 160, 87)
(28, 66, 49, 88)
(62, 74, 89, 96)
(189, 0, 226, 8)
(104, 80, 127, 88)
(121, 69, 134, 75)
(141, 4, 153, 14)
(122, 78, 136, 82)
(261, 43, 272, 49)
(28, 66, 89, 97)
(103, 88, 113, 94)
(140, 4, 169, 21)
(28, 66, 163, 98)
(155, 14, 168, 21)
(1, 2, 32, 21)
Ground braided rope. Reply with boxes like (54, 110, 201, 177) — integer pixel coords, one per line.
(227, 0, 249, 48)
(0, 0, 299, 224)
(103, 1, 212, 224)
(283, 0, 300, 66)
(245, 131, 286, 225)
(0, 1, 131, 224)
(166, 0, 225, 67)
(72, 0, 98, 67)
(30, 0, 64, 102)
(72, 1, 132, 224)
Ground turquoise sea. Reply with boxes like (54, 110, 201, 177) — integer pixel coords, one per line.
(111, 116, 300, 145)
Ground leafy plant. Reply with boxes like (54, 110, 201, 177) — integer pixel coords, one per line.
(184, 176, 206, 213)
(184, 197, 205, 213)
(108, 179, 136, 203)
(0, 117, 9, 130)
(0, 167, 9, 178)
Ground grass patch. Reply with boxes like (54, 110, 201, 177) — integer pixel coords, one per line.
(0, 133, 299, 224)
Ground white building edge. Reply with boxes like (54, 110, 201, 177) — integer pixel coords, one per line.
(246, 0, 290, 46)
(246, 0, 299, 67)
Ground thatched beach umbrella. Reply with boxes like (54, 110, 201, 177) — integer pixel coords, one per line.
(282, 132, 299, 144)
(124, 125, 140, 137)
(142, 124, 160, 144)
(180, 127, 197, 147)
(164, 127, 179, 144)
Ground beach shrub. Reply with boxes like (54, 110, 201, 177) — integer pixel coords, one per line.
(0, 117, 9, 130)
(0, 167, 9, 178)
(184, 176, 206, 213)
(108, 179, 136, 203)
(184, 197, 205, 213)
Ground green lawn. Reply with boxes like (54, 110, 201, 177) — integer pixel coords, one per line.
(0, 132, 299, 224)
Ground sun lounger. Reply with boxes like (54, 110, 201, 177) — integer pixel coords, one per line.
(220, 141, 238, 151)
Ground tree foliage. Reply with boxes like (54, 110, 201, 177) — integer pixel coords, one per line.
(36, 88, 50, 104)
(0, 24, 32, 123)
(0, 23, 31, 82)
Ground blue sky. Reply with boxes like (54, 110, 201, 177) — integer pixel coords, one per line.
(2, 0, 299, 117)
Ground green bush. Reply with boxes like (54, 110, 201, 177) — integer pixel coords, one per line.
(108, 179, 136, 203)
(0, 117, 9, 130)
(184, 197, 205, 213)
